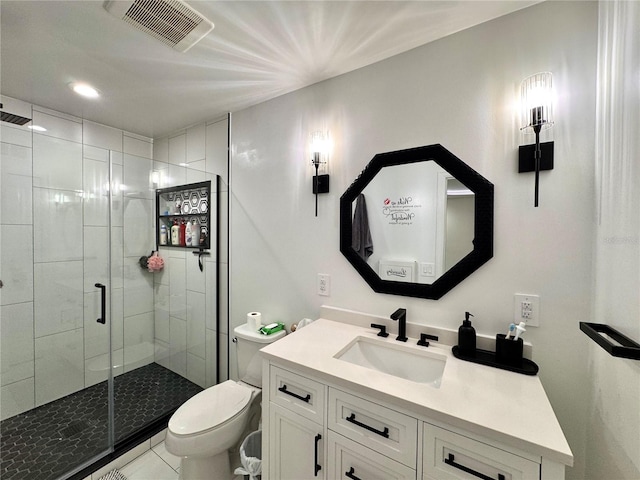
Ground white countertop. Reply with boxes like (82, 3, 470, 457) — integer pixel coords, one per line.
(260, 317, 573, 466)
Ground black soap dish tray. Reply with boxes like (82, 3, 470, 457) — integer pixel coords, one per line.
(452, 346, 539, 376)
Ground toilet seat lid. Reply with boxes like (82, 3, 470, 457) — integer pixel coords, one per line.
(169, 380, 252, 435)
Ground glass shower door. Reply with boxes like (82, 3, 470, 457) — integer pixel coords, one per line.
(0, 129, 117, 480)
(61, 146, 121, 475)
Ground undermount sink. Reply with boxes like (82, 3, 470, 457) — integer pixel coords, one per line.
(334, 336, 446, 387)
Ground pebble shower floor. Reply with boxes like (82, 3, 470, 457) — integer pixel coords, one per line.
(0, 363, 202, 480)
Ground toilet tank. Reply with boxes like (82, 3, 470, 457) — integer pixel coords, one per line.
(234, 323, 286, 388)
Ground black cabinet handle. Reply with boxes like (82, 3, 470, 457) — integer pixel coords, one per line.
(445, 453, 505, 480)
(314, 433, 322, 476)
(95, 283, 106, 324)
(345, 467, 361, 480)
(346, 413, 389, 438)
(278, 384, 311, 403)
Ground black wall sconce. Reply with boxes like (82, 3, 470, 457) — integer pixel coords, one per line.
(519, 72, 554, 207)
(310, 131, 330, 216)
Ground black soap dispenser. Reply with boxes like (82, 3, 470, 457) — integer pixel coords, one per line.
(458, 312, 476, 357)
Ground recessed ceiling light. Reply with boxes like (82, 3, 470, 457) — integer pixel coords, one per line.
(28, 125, 47, 132)
(71, 83, 100, 98)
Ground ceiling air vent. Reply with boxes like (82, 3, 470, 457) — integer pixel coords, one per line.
(103, 0, 214, 52)
(0, 104, 31, 126)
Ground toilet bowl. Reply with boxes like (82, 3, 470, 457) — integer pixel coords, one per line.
(165, 323, 286, 480)
(165, 380, 258, 479)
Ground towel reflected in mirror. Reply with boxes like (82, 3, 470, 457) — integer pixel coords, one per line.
(352, 194, 373, 260)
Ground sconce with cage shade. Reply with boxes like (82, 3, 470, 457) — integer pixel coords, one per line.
(519, 72, 554, 207)
(521, 72, 554, 131)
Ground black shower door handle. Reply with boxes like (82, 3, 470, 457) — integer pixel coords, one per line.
(95, 283, 106, 324)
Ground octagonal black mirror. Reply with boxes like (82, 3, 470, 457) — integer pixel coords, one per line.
(340, 144, 494, 299)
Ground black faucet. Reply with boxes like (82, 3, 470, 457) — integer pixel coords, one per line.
(390, 308, 408, 342)
(371, 323, 389, 337)
(417, 333, 439, 347)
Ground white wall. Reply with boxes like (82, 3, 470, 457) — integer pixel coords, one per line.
(230, 2, 597, 478)
(585, 2, 640, 478)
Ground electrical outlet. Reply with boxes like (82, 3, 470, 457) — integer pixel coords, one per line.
(317, 273, 331, 296)
(514, 294, 539, 327)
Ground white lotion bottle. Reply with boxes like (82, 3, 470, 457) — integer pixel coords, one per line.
(191, 219, 200, 247)
(160, 224, 168, 245)
(186, 221, 193, 247)
(171, 221, 179, 246)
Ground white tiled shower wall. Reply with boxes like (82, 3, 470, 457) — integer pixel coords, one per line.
(0, 95, 229, 420)
(152, 118, 230, 389)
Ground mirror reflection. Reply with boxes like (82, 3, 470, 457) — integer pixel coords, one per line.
(352, 162, 475, 284)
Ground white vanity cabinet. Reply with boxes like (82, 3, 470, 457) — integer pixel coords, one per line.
(263, 361, 565, 480)
(265, 363, 418, 480)
(268, 366, 326, 479)
(261, 316, 572, 480)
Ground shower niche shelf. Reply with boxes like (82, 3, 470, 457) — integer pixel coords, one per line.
(156, 181, 211, 250)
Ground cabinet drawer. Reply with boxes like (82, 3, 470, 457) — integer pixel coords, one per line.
(270, 365, 325, 424)
(423, 424, 540, 480)
(328, 431, 416, 480)
(328, 388, 418, 468)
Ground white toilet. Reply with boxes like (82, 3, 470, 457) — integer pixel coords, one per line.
(165, 323, 286, 480)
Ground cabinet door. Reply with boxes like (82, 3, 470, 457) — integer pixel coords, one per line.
(328, 431, 416, 480)
(269, 403, 325, 480)
(423, 424, 539, 480)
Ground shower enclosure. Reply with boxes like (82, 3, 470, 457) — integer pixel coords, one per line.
(0, 102, 224, 480)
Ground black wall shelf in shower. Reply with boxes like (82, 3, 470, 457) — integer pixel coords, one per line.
(580, 322, 640, 360)
(156, 181, 211, 250)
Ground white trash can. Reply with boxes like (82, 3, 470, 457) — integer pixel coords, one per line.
(234, 430, 262, 480)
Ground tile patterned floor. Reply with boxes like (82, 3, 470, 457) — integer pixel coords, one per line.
(118, 442, 179, 480)
(0, 363, 202, 480)
(88, 435, 244, 480)
(109, 439, 243, 480)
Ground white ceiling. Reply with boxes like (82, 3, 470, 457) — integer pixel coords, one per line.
(1, 0, 539, 139)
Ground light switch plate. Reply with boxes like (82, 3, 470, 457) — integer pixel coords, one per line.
(420, 262, 435, 276)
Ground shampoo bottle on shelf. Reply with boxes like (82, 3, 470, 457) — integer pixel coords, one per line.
(171, 220, 180, 246)
(458, 311, 476, 357)
(185, 221, 193, 247)
(191, 219, 200, 247)
(159, 224, 167, 246)
(179, 220, 186, 246)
